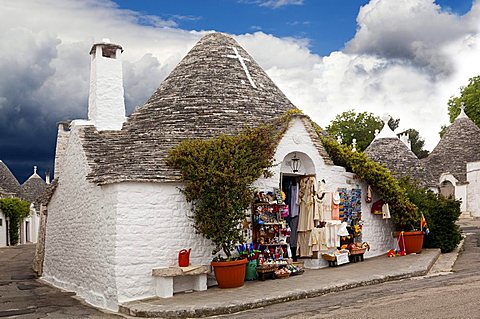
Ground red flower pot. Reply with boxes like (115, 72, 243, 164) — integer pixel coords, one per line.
(395, 231, 424, 254)
(211, 258, 248, 288)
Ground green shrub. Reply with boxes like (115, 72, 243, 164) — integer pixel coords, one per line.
(400, 180, 462, 253)
(0, 198, 30, 245)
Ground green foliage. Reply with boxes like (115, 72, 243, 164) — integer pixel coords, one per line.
(398, 128, 429, 159)
(167, 115, 293, 257)
(326, 110, 399, 152)
(0, 198, 30, 245)
(400, 180, 462, 253)
(314, 123, 418, 230)
(439, 124, 448, 138)
(447, 75, 480, 127)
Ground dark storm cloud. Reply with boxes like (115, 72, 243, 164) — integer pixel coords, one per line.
(0, 28, 168, 183)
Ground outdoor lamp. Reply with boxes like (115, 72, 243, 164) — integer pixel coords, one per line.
(290, 153, 301, 173)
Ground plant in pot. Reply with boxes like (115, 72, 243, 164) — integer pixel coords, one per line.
(167, 124, 281, 288)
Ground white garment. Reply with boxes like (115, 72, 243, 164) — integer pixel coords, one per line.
(382, 203, 391, 219)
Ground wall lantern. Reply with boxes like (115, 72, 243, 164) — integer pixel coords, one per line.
(290, 153, 301, 173)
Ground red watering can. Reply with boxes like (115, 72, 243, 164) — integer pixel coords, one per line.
(178, 248, 191, 267)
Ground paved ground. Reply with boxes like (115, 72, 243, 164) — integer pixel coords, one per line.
(0, 244, 122, 318)
(120, 249, 440, 318)
(214, 218, 480, 319)
(1, 219, 476, 318)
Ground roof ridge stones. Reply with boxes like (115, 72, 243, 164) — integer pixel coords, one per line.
(81, 32, 333, 185)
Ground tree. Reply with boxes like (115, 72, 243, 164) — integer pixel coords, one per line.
(326, 110, 399, 152)
(0, 198, 30, 245)
(446, 75, 480, 127)
(397, 128, 429, 159)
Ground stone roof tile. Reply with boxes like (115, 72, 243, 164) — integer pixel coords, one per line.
(423, 117, 480, 183)
(81, 33, 332, 184)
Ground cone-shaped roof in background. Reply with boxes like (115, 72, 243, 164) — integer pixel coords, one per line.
(365, 121, 435, 186)
(0, 160, 20, 196)
(20, 169, 47, 205)
(423, 113, 480, 183)
(81, 33, 332, 184)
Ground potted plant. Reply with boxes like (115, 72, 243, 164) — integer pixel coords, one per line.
(167, 126, 279, 288)
(391, 202, 425, 254)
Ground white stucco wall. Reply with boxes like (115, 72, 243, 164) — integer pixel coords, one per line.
(255, 117, 393, 265)
(108, 182, 215, 303)
(88, 46, 125, 131)
(467, 162, 480, 217)
(0, 212, 6, 247)
(456, 184, 468, 213)
(43, 124, 118, 311)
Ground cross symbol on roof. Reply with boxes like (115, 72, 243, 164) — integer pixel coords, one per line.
(227, 46, 257, 89)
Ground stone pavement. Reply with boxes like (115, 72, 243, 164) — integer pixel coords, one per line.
(4, 220, 478, 319)
(120, 249, 441, 318)
(0, 244, 122, 319)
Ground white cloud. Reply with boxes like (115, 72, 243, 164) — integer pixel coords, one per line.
(0, 0, 479, 172)
(240, 0, 304, 9)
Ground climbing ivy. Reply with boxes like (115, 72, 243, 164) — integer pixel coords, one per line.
(311, 122, 419, 230)
(0, 198, 30, 245)
(167, 111, 302, 257)
(168, 108, 421, 259)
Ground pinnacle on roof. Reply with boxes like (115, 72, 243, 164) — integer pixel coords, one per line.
(372, 114, 397, 141)
(20, 166, 47, 205)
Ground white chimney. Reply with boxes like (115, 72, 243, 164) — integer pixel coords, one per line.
(399, 132, 411, 150)
(88, 39, 126, 131)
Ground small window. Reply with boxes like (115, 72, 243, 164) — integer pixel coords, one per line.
(0, 218, 2, 226)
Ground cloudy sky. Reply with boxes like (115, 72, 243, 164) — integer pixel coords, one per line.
(1, 0, 479, 183)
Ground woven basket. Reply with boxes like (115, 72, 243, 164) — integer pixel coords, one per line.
(256, 265, 277, 273)
(275, 272, 290, 279)
(321, 253, 336, 262)
(350, 248, 367, 255)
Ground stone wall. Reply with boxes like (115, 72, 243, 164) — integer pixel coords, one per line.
(109, 182, 215, 304)
(467, 161, 480, 217)
(43, 124, 118, 311)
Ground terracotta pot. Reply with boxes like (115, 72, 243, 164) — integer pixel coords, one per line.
(211, 258, 248, 288)
(395, 231, 424, 254)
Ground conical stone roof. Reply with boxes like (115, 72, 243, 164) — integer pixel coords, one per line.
(0, 160, 20, 196)
(423, 116, 480, 183)
(20, 171, 47, 205)
(81, 33, 329, 185)
(365, 137, 434, 186)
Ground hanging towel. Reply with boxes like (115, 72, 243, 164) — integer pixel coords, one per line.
(331, 192, 340, 220)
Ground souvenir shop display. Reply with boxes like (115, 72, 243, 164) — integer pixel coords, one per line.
(253, 191, 290, 260)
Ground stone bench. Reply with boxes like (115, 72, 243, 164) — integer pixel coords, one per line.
(152, 265, 209, 298)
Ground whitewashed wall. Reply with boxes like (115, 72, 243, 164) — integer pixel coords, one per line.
(467, 162, 480, 217)
(0, 212, 6, 247)
(255, 117, 393, 268)
(43, 124, 118, 311)
(456, 184, 468, 213)
(108, 182, 214, 304)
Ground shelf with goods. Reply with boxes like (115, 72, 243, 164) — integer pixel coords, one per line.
(252, 195, 290, 260)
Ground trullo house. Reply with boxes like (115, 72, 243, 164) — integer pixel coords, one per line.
(0, 161, 47, 247)
(365, 107, 480, 218)
(41, 33, 393, 311)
